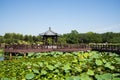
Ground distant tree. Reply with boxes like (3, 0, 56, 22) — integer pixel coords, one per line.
(102, 32, 114, 43)
(4, 33, 12, 39)
(108, 33, 120, 43)
(58, 35, 66, 45)
(66, 30, 79, 44)
(79, 34, 89, 43)
(0, 36, 4, 43)
(1, 31, 120, 45)
(85, 32, 102, 43)
(24, 35, 33, 44)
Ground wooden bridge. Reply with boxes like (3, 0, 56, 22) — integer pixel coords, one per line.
(4, 44, 91, 53)
(2, 44, 120, 59)
(4, 44, 91, 59)
(91, 44, 120, 54)
(4, 44, 120, 53)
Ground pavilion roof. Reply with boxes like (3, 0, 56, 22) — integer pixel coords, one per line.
(40, 27, 59, 36)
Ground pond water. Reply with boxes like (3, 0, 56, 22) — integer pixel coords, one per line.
(0, 57, 4, 61)
(0, 53, 4, 61)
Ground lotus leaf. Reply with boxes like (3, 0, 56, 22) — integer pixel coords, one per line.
(41, 70, 47, 75)
(87, 69, 94, 76)
(25, 73, 34, 79)
(66, 76, 80, 80)
(105, 62, 115, 70)
(32, 69, 39, 74)
(46, 65, 54, 70)
(95, 59, 103, 66)
(1, 78, 10, 80)
(80, 73, 92, 80)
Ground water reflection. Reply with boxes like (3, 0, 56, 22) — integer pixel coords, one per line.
(0, 52, 4, 61)
(0, 57, 4, 61)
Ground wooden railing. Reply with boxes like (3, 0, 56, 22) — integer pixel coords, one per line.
(4, 44, 90, 49)
(4, 43, 120, 54)
(90, 44, 120, 54)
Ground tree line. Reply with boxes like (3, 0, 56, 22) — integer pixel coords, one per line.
(0, 30, 120, 45)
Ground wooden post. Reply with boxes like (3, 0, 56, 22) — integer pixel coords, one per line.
(24, 53, 26, 58)
(10, 53, 12, 60)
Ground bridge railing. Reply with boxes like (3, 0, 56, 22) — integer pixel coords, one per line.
(4, 44, 120, 52)
(90, 44, 120, 52)
(4, 43, 90, 50)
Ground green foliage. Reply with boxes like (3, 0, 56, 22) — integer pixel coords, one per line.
(0, 31, 120, 44)
(66, 30, 79, 44)
(0, 51, 120, 80)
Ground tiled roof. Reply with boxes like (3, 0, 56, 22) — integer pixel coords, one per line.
(40, 27, 58, 36)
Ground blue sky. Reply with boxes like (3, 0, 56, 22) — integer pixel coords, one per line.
(0, 0, 120, 35)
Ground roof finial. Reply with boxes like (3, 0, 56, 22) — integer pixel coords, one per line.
(49, 27, 51, 30)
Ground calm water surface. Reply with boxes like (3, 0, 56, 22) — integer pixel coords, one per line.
(0, 53, 4, 61)
(0, 57, 4, 61)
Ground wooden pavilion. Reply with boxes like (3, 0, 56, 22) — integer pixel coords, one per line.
(40, 27, 59, 48)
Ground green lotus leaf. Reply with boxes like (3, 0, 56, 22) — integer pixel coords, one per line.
(75, 67, 82, 72)
(37, 62, 43, 67)
(115, 58, 120, 64)
(1, 78, 10, 80)
(95, 74, 103, 80)
(73, 76, 81, 80)
(44, 62, 48, 66)
(54, 62, 61, 68)
(80, 73, 92, 80)
(95, 59, 103, 66)
(87, 69, 94, 76)
(63, 64, 71, 70)
(72, 58, 78, 63)
(11, 77, 17, 80)
(112, 78, 120, 80)
(41, 70, 47, 75)
(102, 73, 113, 79)
(105, 62, 115, 70)
(33, 63, 39, 67)
(113, 73, 120, 77)
(25, 73, 34, 79)
(32, 69, 39, 74)
(47, 65, 54, 70)
(95, 73, 113, 80)
(102, 59, 107, 63)
(28, 52, 34, 57)
(66, 76, 80, 80)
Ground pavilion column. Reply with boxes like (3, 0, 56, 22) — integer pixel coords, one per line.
(46, 37, 48, 49)
(56, 36, 58, 44)
(42, 36, 45, 49)
(52, 37, 54, 46)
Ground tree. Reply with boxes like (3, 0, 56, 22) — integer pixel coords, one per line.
(58, 35, 66, 45)
(102, 32, 114, 43)
(66, 30, 79, 44)
(0, 36, 4, 43)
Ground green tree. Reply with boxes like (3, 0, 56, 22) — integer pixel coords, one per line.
(102, 32, 114, 43)
(66, 30, 79, 44)
(0, 36, 4, 43)
(58, 35, 66, 45)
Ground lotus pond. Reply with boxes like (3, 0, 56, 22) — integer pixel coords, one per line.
(0, 51, 120, 80)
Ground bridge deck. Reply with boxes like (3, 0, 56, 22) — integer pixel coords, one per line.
(5, 48, 91, 53)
